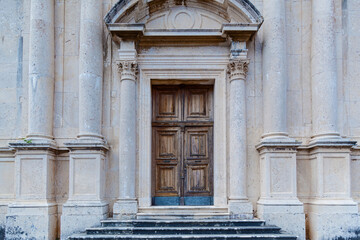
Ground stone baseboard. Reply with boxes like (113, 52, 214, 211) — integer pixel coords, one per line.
(60, 202, 108, 240)
(307, 212, 360, 240)
(5, 203, 57, 240)
(257, 201, 305, 240)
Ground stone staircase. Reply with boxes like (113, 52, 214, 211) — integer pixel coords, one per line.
(68, 219, 297, 240)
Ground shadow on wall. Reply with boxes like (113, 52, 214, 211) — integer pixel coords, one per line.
(0, 226, 4, 240)
(334, 228, 360, 240)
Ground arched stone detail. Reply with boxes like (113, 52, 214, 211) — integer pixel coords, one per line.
(104, 0, 263, 26)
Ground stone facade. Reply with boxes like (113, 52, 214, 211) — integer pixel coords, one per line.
(0, 0, 359, 239)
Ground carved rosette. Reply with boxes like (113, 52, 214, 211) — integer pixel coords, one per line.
(117, 61, 138, 81)
(227, 60, 249, 81)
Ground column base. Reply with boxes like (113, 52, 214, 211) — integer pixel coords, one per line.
(306, 200, 360, 240)
(60, 201, 108, 240)
(228, 200, 253, 219)
(5, 202, 57, 240)
(257, 199, 305, 240)
(113, 199, 138, 219)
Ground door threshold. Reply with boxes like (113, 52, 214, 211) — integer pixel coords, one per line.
(139, 206, 228, 213)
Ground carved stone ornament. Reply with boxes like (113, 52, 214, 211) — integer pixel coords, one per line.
(227, 60, 249, 81)
(117, 61, 138, 80)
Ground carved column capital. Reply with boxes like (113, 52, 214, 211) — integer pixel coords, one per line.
(117, 61, 138, 81)
(227, 60, 249, 82)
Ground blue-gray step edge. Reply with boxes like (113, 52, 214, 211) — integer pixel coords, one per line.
(68, 233, 297, 240)
(101, 219, 266, 227)
(86, 226, 281, 235)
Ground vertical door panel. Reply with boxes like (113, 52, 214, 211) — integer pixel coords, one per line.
(184, 87, 213, 121)
(153, 127, 181, 197)
(152, 86, 181, 122)
(184, 127, 213, 196)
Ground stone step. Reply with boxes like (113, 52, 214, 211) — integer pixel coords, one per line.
(138, 206, 228, 213)
(69, 233, 297, 240)
(86, 226, 281, 235)
(136, 213, 231, 220)
(101, 219, 265, 228)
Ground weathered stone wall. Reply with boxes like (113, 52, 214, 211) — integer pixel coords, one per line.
(0, 0, 28, 144)
(0, 0, 360, 239)
(0, 0, 28, 237)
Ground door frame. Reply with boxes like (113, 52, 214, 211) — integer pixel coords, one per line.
(137, 57, 229, 209)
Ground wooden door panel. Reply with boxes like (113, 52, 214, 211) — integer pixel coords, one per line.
(184, 127, 213, 197)
(153, 127, 181, 197)
(156, 164, 179, 196)
(186, 164, 210, 194)
(156, 130, 178, 159)
(187, 131, 208, 159)
(153, 86, 181, 122)
(184, 87, 213, 121)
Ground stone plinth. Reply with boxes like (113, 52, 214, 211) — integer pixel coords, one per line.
(256, 140, 305, 239)
(6, 142, 57, 240)
(305, 141, 360, 240)
(61, 139, 109, 239)
(351, 146, 360, 211)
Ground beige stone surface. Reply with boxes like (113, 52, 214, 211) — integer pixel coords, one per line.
(0, 0, 359, 239)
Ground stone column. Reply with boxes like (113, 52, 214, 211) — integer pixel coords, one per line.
(227, 55, 253, 219)
(61, 1, 108, 239)
(78, 0, 104, 140)
(6, 1, 57, 239)
(256, 0, 305, 238)
(310, 0, 339, 141)
(26, 0, 55, 142)
(113, 40, 138, 219)
(306, 0, 359, 239)
(261, 0, 287, 140)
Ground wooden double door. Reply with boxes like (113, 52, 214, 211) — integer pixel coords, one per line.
(152, 85, 214, 206)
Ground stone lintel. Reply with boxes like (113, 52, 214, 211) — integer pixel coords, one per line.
(108, 23, 261, 43)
